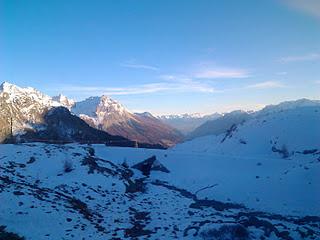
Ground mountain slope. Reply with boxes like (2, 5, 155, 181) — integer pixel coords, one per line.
(18, 106, 129, 144)
(0, 82, 137, 146)
(187, 110, 250, 140)
(71, 96, 183, 147)
(176, 102, 320, 157)
(168, 102, 320, 216)
(0, 82, 60, 142)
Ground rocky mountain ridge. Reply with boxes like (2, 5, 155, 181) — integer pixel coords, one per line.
(0, 82, 182, 147)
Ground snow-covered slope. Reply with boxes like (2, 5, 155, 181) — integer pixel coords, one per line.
(1, 99, 319, 239)
(258, 98, 320, 115)
(178, 105, 320, 157)
(1, 143, 319, 240)
(72, 96, 183, 147)
(168, 104, 320, 217)
(187, 110, 250, 140)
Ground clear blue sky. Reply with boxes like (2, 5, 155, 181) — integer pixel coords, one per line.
(1, 0, 319, 115)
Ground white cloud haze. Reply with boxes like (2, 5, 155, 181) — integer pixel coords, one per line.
(282, 0, 320, 19)
(57, 80, 216, 97)
(121, 60, 159, 71)
(194, 68, 250, 79)
(246, 81, 285, 89)
(279, 53, 320, 63)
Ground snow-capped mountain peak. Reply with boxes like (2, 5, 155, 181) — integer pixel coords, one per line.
(71, 95, 183, 146)
(52, 94, 75, 110)
(72, 95, 131, 119)
(159, 113, 206, 119)
(1, 81, 38, 96)
(98, 95, 130, 116)
(0, 81, 60, 107)
(0, 81, 13, 91)
(0, 82, 63, 141)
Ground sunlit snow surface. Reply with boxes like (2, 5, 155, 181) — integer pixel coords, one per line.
(1, 105, 319, 239)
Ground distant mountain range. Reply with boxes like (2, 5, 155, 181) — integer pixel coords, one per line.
(0, 82, 182, 147)
(0, 82, 140, 146)
(2, 82, 319, 149)
(66, 96, 183, 147)
(158, 113, 222, 134)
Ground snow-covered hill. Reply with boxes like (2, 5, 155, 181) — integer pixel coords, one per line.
(177, 104, 320, 157)
(1, 143, 319, 240)
(257, 98, 320, 115)
(185, 99, 320, 141)
(187, 110, 251, 140)
(169, 103, 320, 217)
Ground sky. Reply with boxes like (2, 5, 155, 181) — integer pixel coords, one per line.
(1, 0, 319, 115)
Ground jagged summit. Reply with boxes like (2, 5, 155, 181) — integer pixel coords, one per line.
(72, 95, 183, 146)
(98, 95, 130, 116)
(0, 82, 138, 145)
(0, 81, 18, 89)
(0, 82, 60, 142)
(1, 81, 38, 93)
(1, 81, 34, 94)
(52, 94, 75, 110)
(72, 95, 130, 117)
(0, 81, 60, 107)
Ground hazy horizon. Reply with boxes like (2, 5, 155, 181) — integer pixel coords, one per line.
(2, 80, 319, 116)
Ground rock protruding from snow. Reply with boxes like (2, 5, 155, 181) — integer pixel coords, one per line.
(132, 156, 170, 176)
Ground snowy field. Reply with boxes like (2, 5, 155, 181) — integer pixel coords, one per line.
(0, 142, 319, 240)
